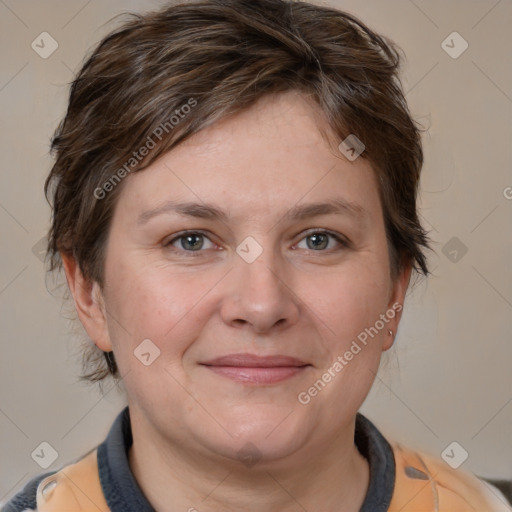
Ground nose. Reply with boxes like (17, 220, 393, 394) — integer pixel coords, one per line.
(220, 247, 300, 334)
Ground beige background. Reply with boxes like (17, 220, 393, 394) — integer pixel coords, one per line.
(1, 0, 511, 504)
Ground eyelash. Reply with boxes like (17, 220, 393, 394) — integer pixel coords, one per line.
(164, 229, 349, 257)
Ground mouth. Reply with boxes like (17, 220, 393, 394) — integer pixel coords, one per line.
(200, 353, 311, 385)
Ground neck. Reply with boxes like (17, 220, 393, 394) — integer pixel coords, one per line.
(128, 411, 370, 512)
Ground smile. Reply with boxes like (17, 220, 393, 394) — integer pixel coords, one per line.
(200, 353, 311, 385)
(202, 365, 310, 384)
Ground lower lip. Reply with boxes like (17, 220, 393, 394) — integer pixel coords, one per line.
(203, 365, 309, 384)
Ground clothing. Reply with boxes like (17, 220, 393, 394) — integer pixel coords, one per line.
(2, 407, 510, 511)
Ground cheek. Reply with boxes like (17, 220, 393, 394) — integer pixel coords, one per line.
(303, 259, 391, 341)
(296, 265, 391, 425)
(101, 270, 205, 406)
(103, 262, 219, 362)
(101, 263, 236, 417)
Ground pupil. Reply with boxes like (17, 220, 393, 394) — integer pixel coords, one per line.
(308, 233, 327, 250)
(183, 234, 203, 250)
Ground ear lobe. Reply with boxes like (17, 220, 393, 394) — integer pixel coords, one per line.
(61, 253, 112, 353)
(382, 264, 412, 351)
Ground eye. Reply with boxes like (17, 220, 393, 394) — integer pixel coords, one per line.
(165, 231, 217, 256)
(295, 230, 348, 252)
(164, 229, 348, 257)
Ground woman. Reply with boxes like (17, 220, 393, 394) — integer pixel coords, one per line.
(3, 0, 510, 511)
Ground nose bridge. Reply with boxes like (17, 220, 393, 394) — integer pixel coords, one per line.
(221, 236, 299, 332)
(240, 252, 281, 297)
(236, 241, 284, 303)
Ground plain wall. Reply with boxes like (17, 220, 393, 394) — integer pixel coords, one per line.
(1, 0, 511, 504)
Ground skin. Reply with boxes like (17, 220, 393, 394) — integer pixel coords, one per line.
(63, 90, 411, 512)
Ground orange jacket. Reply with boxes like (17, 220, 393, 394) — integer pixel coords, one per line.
(34, 443, 511, 511)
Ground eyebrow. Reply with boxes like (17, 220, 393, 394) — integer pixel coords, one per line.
(137, 198, 368, 226)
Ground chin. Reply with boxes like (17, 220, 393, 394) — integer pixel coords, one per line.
(203, 409, 310, 465)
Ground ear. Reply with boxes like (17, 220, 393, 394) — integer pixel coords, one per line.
(61, 253, 112, 352)
(382, 264, 412, 351)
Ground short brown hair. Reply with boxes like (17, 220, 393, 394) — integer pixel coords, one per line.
(45, 0, 431, 382)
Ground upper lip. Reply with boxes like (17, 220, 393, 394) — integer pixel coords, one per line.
(201, 353, 309, 367)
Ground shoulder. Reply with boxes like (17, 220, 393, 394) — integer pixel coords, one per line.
(388, 441, 512, 512)
(2, 449, 109, 512)
(1, 471, 55, 512)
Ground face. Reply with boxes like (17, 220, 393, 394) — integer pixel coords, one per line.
(69, 91, 410, 467)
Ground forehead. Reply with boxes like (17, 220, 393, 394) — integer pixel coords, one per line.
(115, 91, 382, 224)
